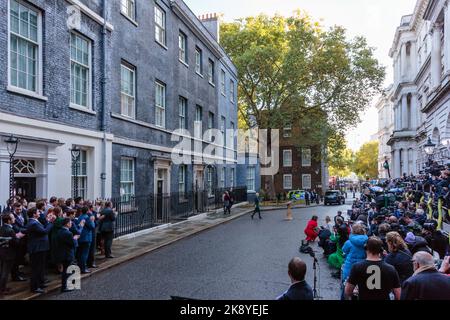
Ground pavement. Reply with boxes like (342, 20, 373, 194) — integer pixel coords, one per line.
(38, 201, 342, 300)
(2, 200, 321, 300)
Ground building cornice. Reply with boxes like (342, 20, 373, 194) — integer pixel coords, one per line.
(421, 75, 450, 112)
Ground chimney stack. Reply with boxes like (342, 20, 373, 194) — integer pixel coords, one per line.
(198, 12, 223, 42)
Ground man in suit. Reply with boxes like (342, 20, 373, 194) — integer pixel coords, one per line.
(277, 257, 313, 300)
(24, 207, 55, 293)
(0, 214, 24, 296)
(11, 202, 28, 281)
(86, 202, 99, 269)
(99, 201, 116, 258)
(55, 218, 76, 293)
(77, 207, 95, 273)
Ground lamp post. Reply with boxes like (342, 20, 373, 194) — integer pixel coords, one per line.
(424, 137, 436, 167)
(71, 146, 81, 198)
(5, 135, 19, 200)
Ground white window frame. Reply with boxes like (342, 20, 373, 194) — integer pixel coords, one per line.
(230, 168, 235, 187)
(283, 123, 292, 138)
(302, 174, 311, 190)
(302, 148, 311, 167)
(221, 116, 226, 146)
(195, 105, 202, 139)
(8, 0, 43, 96)
(247, 166, 256, 192)
(283, 174, 293, 190)
(154, 5, 166, 46)
(178, 32, 187, 64)
(70, 32, 92, 109)
(195, 47, 202, 75)
(283, 149, 292, 167)
(207, 167, 213, 197)
(230, 79, 235, 103)
(120, 62, 136, 118)
(220, 167, 225, 188)
(120, 0, 136, 21)
(72, 150, 88, 199)
(220, 69, 226, 95)
(208, 112, 214, 142)
(120, 157, 135, 201)
(208, 59, 215, 84)
(155, 81, 166, 128)
(179, 96, 187, 130)
(178, 165, 186, 197)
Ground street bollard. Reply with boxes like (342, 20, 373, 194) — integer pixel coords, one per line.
(286, 201, 293, 221)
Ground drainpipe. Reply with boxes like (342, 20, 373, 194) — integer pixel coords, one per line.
(100, 0, 107, 199)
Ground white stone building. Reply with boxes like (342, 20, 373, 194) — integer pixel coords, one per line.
(376, 85, 395, 178)
(388, 0, 450, 177)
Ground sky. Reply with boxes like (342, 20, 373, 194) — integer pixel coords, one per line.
(184, 0, 417, 151)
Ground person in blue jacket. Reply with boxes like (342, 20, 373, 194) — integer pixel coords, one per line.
(77, 206, 95, 273)
(342, 223, 369, 283)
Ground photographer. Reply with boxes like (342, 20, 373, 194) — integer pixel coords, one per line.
(422, 220, 449, 259)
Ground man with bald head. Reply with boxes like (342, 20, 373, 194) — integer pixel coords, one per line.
(277, 257, 313, 300)
(401, 251, 450, 300)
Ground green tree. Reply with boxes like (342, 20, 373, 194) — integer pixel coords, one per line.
(353, 141, 379, 179)
(220, 12, 385, 153)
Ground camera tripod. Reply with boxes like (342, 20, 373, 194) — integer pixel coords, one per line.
(305, 249, 322, 300)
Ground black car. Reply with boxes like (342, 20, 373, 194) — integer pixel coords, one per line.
(324, 190, 345, 206)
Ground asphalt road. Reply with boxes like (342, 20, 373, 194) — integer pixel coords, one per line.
(41, 201, 353, 300)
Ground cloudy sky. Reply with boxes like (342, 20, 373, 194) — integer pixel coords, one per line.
(184, 0, 416, 150)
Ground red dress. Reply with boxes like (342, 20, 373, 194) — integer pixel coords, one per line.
(304, 220, 319, 241)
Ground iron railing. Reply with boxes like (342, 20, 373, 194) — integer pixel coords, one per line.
(110, 186, 247, 238)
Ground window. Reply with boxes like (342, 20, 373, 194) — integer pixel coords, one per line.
(121, 62, 135, 118)
(230, 121, 235, 150)
(208, 112, 214, 142)
(302, 148, 311, 167)
(195, 105, 202, 138)
(120, 158, 135, 201)
(220, 167, 225, 188)
(179, 32, 187, 63)
(302, 174, 311, 190)
(230, 168, 235, 187)
(70, 33, 91, 108)
(221, 116, 226, 146)
(220, 69, 226, 94)
(230, 79, 235, 103)
(207, 167, 213, 197)
(9, 0, 41, 93)
(283, 174, 292, 190)
(283, 122, 292, 138)
(120, 0, 135, 21)
(154, 5, 166, 46)
(208, 59, 215, 84)
(195, 47, 202, 74)
(178, 165, 186, 197)
(155, 81, 166, 128)
(72, 150, 87, 199)
(179, 97, 187, 130)
(283, 149, 292, 167)
(247, 167, 255, 191)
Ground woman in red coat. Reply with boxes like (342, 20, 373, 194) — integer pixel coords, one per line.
(304, 216, 319, 243)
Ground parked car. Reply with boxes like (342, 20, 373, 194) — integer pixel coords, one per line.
(324, 190, 345, 206)
(287, 190, 306, 201)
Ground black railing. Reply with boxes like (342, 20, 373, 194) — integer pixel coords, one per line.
(110, 187, 247, 238)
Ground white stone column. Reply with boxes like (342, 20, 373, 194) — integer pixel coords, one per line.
(394, 149, 401, 178)
(411, 94, 418, 130)
(0, 154, 11, 205)
(444, 1, 450, 75)
(431, 23, 443, 89)
(401, 43, 407, 81)
(402, 95, 408, 130)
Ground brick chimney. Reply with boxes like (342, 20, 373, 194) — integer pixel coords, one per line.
(198, 13, 223, 42)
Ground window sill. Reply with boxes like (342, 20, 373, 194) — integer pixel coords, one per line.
(179, 59, 189, 68)
(196, 72, 204, 78)
(7, 86, 48, 101)
(221, 92, 226, 97)
(209, 82, 216, 88)
(120, 12, 138, 26)
(156, 40, 168, 50)
(70, 104, 97, 115)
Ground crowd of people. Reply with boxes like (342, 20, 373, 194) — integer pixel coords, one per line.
(300, 169, 450, 300)
(0, 196, 117, 296)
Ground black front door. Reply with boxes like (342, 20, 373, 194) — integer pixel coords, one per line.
(14, 177, 36, 202)
(156, 180, 163, 220)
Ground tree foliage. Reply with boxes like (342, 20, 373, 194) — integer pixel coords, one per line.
(353, 141, 379, 179)
(220, 12, 385, 153)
